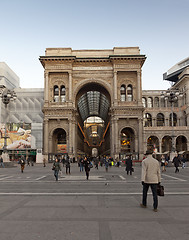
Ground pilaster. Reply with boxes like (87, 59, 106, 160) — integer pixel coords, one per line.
(68, 71, 72, 102)
(137, 70, 142, 104)
(114, 71, 118, 101)
(138, 117, 143, 159)
(43, 118, 49, 155)
(44, 71, 49, 103)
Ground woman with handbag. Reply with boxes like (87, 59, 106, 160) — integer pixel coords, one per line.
(52, 158, 61, 181)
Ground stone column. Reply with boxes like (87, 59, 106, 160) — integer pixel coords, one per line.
(68, 71, 72, 102)
(159, 140, 162, 153)
(110, 117, 115, 157)
(135, 136, 139, 158)
(114, 118, 119, 159)
(165, 118, 169, 127)
(137, 70, 142, 103)
(44, 71, 49, 103)
(138, 118, 143, 160)
(114, 71, 118, 101)
(72, 119, 77, 158)
(68, 118, 72, 156)
(153, 118, 156, 127)
(43, 118, 49, 155)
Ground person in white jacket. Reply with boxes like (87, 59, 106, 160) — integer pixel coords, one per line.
(140, 150, 161, 212)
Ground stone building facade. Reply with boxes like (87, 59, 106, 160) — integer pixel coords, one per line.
(1, 50, 189, 162)
(142, 57, 189, 156)
(39, 47, 146, 160)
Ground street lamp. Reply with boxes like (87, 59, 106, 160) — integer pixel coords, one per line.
(161, 89, 183, 160)
(0, 86, 17, 154)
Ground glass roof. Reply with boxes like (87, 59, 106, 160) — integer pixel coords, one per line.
(78, 91, 109, 122)
(78, 91, 110, 146)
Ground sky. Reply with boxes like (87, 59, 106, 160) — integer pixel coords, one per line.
(0, 0, 189, 90)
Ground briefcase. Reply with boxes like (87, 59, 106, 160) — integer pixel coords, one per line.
(157, 184, 164, 196)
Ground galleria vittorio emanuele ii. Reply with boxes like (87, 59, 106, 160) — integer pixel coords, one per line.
(0, 47, 189, 163)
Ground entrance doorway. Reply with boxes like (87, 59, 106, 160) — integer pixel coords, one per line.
(52, 128, 67, 153)
(76, 83, 111, 157)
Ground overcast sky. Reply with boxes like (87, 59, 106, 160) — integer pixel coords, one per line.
(1, 0, 189, 90)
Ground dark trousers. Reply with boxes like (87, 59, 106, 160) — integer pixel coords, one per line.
(86, 171, 89, 180)
(175, 166, 179, 173)
(21, 165, 25, 173)
(142, 183, 158, 209)
(66, 166, 70, 174)
(54, 170, 59, 181)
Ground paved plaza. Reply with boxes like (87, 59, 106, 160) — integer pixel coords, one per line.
(0, 162, 189, 240)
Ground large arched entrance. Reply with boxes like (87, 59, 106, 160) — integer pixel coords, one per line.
(176, 135, 187, 152)
(76, 83, 111, 157)
(147, 136, 159, 153)
(52, 128, 67, 153)
(162, 136, 172, 152)
(120, 128, 135, 153)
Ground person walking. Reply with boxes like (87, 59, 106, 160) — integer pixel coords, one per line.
(52, 158, 61, 181)
(161, 155, 166, 172)
(79, 157, 84, 172)
(140, 150, 161, 212)
(19, 155, 26, 173)
(43, 157, 47, 167)
(84, 157, 90, 180)
(172, 153, 181, 173)
(105, 159, 109, 172)
(0, 155, 5, 168)
(65, 158, 71, 174)
(125, 156, 133, 175)
(94, 157, 99, 170)
(181, 155, 186, 169)
(27, 156, 30, 166)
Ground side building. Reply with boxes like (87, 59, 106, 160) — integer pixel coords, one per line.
(0, 62, 44, 163)
(143, 57, 189, 158)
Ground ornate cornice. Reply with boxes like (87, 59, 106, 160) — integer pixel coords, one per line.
(43, 107, 76, 116)
(39, 55, 146, 68)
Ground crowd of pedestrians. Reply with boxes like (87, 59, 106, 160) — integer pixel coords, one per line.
(0, 150, 188, 213)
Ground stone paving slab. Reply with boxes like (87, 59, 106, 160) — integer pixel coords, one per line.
(0, 165, 189, 239)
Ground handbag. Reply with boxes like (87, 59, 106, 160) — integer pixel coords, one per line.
(157, 184, 164, 196)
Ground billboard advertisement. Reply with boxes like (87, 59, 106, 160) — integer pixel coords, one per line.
(0, 123, 35, 150)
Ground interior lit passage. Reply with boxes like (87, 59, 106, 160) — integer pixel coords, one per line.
(77, 87, 110, 157)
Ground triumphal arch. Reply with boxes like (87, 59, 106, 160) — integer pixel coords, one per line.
(39, 47, 146, 160)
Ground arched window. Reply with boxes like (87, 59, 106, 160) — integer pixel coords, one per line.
(127, 84, 133, 101)
(142, 97, 147, 108)
(154, 97, 159, 108)
(169, 113, 177, 126)
(54, 85, 59, 102)
(157, 113, 165, 126)
(160, 97, 165, 107)
(143, 113, 152, 127)
(120, 85, 126, 101)
(60, 85, 66, 102)
(147, 97, 153, 108)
